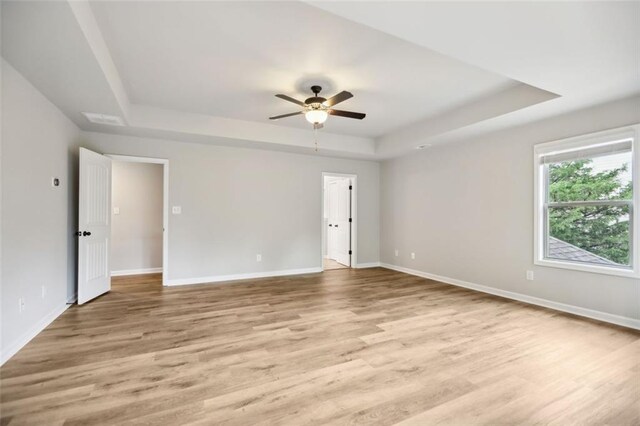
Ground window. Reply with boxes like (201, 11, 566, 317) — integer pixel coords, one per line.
(534, 126, 639, 277)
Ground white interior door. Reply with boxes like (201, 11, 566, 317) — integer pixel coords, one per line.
(327, 181, 338, 261)
(333, 179, 352, 266)
(77, 148, 112, 304)
(328, 179, 351, 267)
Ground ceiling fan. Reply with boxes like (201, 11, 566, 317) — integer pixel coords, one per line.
(269, 85, 366, 129)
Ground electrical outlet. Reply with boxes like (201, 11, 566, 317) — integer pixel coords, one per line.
(256, 254, 262, 262)
(18, 297, 25, 313)
(172, 206, 182, 215)
(411, 252, 416, 260)
(41, 285, 46, 299)
(113, 207, 120, 215)
(395, 249, 399, 257)
(526, 270, 534, 281)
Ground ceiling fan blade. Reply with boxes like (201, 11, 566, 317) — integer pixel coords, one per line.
(275, 94, 305, 106)
(323, 91, 353, 107)
(269, 111, 303, 120)
(328, 109, 366, 120)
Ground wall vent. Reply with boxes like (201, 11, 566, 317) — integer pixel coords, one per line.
(82, 112, 125, 126)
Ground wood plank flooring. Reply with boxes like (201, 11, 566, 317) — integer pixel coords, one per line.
(323, 258, 348, 270)
(1, 268, 638, 425)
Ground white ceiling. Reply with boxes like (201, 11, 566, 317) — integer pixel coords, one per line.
(309, 1, 640, 156)
(89, 0, 525, 138)
(2, 1, 638, 159)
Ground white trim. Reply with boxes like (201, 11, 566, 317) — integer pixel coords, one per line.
(533, 124, 640, 278)
(380, 263, 640, 330)
(111, 267, 163, 277)
(165, 267, 322, 286)
(321, 172, 358, 270)
(105, 154, 168, 165)
(106, 154, 170, 286)
(1, 301, 72, 365)
(355, 262, 381, 269)
(534, 258, 637, 278)
(534, 126, 636, 154)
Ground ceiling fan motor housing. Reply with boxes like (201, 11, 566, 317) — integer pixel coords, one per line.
(305, 96, 326, 106)
(306, 85, 326, 106)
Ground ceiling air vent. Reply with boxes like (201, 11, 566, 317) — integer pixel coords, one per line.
(82, 112, 125, 126)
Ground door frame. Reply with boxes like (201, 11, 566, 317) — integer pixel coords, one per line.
(321, 172, 357, 270)
(106, 154, 169, 286)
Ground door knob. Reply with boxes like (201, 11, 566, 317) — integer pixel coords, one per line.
(329, 224, 333, 227)
(82, 231, 92, 236)
(334, 224, 339, 228)
(75, 231, 82, 236)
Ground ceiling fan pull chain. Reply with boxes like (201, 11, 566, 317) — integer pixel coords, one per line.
(314, 127, 318, 152)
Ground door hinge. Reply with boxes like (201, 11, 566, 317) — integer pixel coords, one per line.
(349, 185, 353, 190)
(349, 250, 352, 255)
(349, 218, 352, 222)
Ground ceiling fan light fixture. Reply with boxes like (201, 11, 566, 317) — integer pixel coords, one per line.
(270, 86, 364, 128)
(305, 109, 328, 124)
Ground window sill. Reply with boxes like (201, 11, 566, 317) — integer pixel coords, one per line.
(535, 258, 639, 279)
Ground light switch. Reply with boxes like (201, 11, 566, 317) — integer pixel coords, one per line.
(172, 206, 182, 215)
(113, 207, 120, 215)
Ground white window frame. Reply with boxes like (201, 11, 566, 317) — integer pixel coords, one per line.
(533, 124, 640, 278)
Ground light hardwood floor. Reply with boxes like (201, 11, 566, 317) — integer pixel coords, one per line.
(323, 258, 348, 270)
(1, 268, 638, 425)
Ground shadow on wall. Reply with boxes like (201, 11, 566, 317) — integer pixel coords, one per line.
(67, 143, 80, 303)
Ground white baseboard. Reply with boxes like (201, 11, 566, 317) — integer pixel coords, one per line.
(355, 262, 381, 269)
(380, 263, 640, 330)
(111, 267, 163, 277)
(1, 301, 72, 366)
(165, 267, 323, 286)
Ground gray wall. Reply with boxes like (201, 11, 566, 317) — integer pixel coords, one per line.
(1, 59, 81, 361)
(111, 161, 163, 273)
(83, 132, 380, 282)
(381, 96, 640, 320)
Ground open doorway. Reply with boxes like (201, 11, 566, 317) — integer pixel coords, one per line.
(108, 155, 169, 285)
(322, 173, 356, 270)
(76, 150, 169, 304)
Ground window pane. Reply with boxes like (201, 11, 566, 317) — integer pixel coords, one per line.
(548, 205, 631, 267)
(548, 151, 632, 202)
